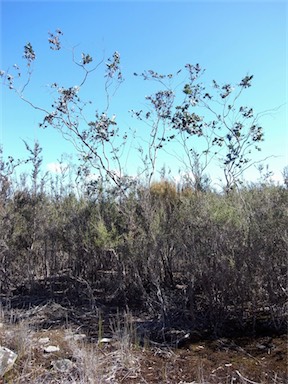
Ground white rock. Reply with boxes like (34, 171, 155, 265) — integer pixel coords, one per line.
(0, 346, 18, 376)
(194, 345, 205, 351)
(43, 345, 60, 353)
(52, 358, 74, 372)
(98, 337, 112, 344)
(38, 337, 50, 344)
(64, 333, 86, 341)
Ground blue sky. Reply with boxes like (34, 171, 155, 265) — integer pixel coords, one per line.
(1, 0, 287, 187)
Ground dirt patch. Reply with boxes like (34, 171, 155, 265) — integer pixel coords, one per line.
(0, 301, 287, 383)
(129, 335, 287, 383)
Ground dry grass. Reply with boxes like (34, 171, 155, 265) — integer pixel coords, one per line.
(0, 305, 142, 383)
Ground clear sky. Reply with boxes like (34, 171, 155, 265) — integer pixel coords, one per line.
(1, 0, 287, 187)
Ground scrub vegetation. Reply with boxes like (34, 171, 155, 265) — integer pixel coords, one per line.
(0, 30, 287, 383)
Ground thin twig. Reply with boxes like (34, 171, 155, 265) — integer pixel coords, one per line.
(235, 370, 261, 384)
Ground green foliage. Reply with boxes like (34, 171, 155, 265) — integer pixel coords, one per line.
(208, 193, 247, 230)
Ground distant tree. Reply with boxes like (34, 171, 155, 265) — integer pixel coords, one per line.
(1, 30, 269, 192)
(132, 66, 269, 191)
(1, 30, 127, 193)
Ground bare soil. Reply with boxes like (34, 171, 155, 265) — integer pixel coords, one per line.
(0, 299, 287, 383)
(129, 334, 287, 383)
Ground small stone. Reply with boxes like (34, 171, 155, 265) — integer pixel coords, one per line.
(52, 358, 74, 372)
(43, 345, 60, 353)
(194, 345, 205, 351)
(38, 337, 50, 344)
(98, 337, 112, 344)
(64, 333, 86, 341)
(0, 346, 18, 376)
(75, 333, 86, 340)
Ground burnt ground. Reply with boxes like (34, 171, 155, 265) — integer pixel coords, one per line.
(0, 299, 287, 383)
(130, 334, 287, 383)
(0, 320, 287, 383)
(0, 278, 287, 383)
